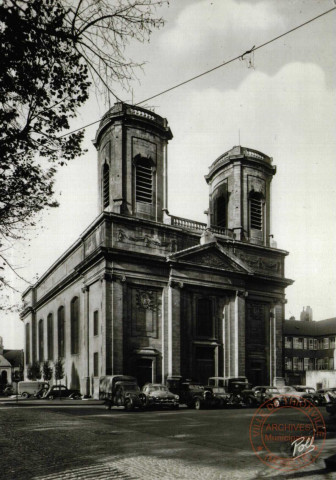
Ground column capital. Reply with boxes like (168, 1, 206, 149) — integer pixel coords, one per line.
(168, 279, 184, 289)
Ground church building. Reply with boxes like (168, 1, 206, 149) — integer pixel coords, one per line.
(21, 103, 293, 397)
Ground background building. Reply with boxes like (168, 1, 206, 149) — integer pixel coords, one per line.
(21, 103, 293, 397)
(284, 314, 336, 388)
(0, 336, 23, 388)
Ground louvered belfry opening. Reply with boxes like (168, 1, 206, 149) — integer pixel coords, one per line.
(250, 193, 263, 230)
(103, 163, 110, 208)
(216, 196, 227, 227)
(136, 157, 153, 204)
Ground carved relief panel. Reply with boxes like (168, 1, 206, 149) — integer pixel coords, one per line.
(129, 287, 160, 338)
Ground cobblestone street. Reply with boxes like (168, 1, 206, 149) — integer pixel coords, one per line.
(1, 403, 336, 480)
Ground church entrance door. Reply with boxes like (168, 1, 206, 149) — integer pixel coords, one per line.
(194, 346, 215, 384)
(135, 358, 153, 387)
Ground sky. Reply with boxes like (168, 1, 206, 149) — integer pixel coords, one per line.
(2, 0, 336, 348)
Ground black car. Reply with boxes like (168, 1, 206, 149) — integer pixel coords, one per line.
(251, 386, 283, 407)
(43, 385, 81, 400)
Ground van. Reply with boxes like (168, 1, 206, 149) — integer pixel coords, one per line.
(18, 381, 49, 398)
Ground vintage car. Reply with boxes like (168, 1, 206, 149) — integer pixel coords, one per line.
(99, 375, 145, 411)
(142, 383, 179, 409)
(325, 390, 336, 415)
(251, 386, 283, 407)
(277, 386, 316, 406)
(42, 384, 82, 400)
(318, 387, 336, 405)
(291, 385, 323, 405)
(208, 376, 252, 406)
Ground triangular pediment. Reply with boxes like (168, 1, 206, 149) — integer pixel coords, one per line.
(168, 243, 251, 274)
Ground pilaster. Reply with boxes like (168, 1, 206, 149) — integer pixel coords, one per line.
(167, 280, 183, 376)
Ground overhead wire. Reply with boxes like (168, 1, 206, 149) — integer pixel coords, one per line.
(59, 6, 336, 138)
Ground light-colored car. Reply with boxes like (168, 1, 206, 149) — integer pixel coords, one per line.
(277, 386, 315, 406)
(142, 383, 179, 409)
(18, 381, 49, 398)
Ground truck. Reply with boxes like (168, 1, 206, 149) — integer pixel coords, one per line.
(18, 381, 49, 398)
(99, 375, 145, 411)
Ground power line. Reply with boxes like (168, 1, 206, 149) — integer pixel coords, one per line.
(60, 6, 336, 138)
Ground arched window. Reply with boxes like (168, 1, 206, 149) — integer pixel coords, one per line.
(71, 297, 79, 354)
(249, 192, 263, 231)
(25, 323, 30, 365)
(47, 314, 54, 361)
(58, 306, 65, 358)
(136, 157, 153, 204)
(38, 319, 44, 361)
(215, 195, 227, 227)
(103, 163, 110, 208)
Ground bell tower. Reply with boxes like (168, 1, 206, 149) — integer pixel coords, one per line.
(94, 103, 173, 222)
(205, 146, 276, 246)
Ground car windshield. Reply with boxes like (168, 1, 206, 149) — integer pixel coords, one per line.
(148, 386, 168, 393)
(187, 385, 204, 391)
(266, 388, 279, 393)
(124, 384, 139, 391)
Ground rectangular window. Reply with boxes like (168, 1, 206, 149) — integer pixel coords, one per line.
(330, 358, 334, 369)
(330, 337, 335, 349)
(93, 352, 99, 377)
(317, 358, 323, 370)
(318, 339, 323, 350)
(93, 311, 99, 336)
(308, 358, 315, 370)
(323, 338, 329, 349)
(293, 338, 303, 349)
(308, 338, 314, 350)
(293, 357, 298, 371)
(323, 357, 329, 370)
(314, 339, 318, 350)
(196, 298, 214, 338)
(285, 337, 292, 349)
(303, 338, 308, 349)
(303, 358, 309, 370)
(297, 358, 304, 370)
(285, 357, 292, 370)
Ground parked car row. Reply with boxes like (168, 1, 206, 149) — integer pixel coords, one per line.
(2, 377, 335, 412)
(98, 375, 319, 411)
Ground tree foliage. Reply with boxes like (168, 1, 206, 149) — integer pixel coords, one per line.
(54, 358, 65, 381)
(27, 361, 42, 380)
(0, 0, 166, 295)
(42, 360, 53, 382)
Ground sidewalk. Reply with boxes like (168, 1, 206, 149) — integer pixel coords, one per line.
(0, 396, 104, 407)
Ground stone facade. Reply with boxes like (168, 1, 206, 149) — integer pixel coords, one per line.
(21, 103, 293, 397)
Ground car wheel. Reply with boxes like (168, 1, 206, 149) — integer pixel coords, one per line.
(273, 398, 280, 408)
(125, 399, 134, 411)
(195, 398, 202, 410)
(21, 392, 29, 399)
(49, 395, 54, 400)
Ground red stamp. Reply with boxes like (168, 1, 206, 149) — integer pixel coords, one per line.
(249, 396, 326, 472)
